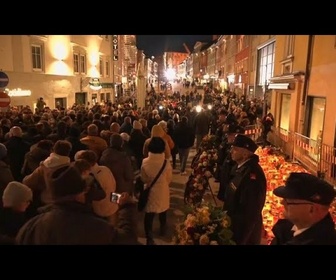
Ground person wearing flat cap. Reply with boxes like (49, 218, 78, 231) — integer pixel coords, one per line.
(216, 124, 245, 199)
(270, 172, 336, 245)
(222, 134, 267, 245)
(16, 165, 138, 245)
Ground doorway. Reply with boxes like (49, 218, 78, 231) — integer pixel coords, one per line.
(55, 98, 67, 110)
(75, 92, 87, 105)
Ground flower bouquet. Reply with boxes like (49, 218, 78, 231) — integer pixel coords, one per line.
(184, 135, 219, 205)
(172, 203, 236, 245)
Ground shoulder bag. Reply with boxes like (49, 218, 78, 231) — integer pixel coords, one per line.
(137, 160, 167, 212)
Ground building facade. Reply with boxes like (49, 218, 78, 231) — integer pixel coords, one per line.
(1, 35, 114, 109)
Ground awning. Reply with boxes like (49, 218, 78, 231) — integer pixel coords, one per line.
(268, 83, 290, 90)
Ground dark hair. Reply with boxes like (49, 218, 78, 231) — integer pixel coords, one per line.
(110, 133, 123, 149)
(72, 159, 92, 174)
(74, 150, 98, 166)
(181, 116, 188, 124)
(53, 140, 72, 156)
(148, 137, 165, 154)
(37, 139, 54, 151)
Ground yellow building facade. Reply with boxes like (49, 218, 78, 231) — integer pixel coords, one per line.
(0, 35, 113, 109)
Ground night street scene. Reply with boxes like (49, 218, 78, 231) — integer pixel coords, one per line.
(0, 35, 336, 246)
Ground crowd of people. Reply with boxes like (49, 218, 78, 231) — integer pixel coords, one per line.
(0, 84, 335, 245)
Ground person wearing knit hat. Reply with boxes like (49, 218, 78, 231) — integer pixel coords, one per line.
(0, 181, 33, 244)
(2, 181, 33, 209)
(49, 165, 88, 200)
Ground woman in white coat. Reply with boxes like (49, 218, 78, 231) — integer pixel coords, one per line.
(141, 137, 172, 245)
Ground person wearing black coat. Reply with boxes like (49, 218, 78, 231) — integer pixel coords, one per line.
(223, 134, 266, 245)
(173, 116, 195, 174)
(4, 126, 31, 182)
(270, 172, 336, 245)
(216, 127, 237, 201)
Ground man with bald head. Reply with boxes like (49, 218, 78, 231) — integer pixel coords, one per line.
(4, 126, 31, 182)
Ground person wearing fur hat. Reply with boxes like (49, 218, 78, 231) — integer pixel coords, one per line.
(16, 165, 138, 245)
(0, 181, 33, 244)
(222, 134, 267, 245)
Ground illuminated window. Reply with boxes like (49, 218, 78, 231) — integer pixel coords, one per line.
(258, 42, 275, 86)
(31, 44, 43, 71)
(99, 58, 104, 77)
(106, 61, 110, 77)
(280, 93, 291, 131)
(307, 97, 325, 140)
(80, 54, 86, 74)
(303, 97, 326, 161)
(73, 53, 79, 74)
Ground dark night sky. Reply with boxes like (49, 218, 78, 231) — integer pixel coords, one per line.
(136, 35, 214, 57)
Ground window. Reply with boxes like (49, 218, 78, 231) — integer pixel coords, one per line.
(106, 61, 110, 77)
(280, 93, 291, 131)
(32, 44, 43, 71)
(73, 53, 79, 74)
(99, 58, 104, 77)
(285, 35, 294, 58)
(307, 97, 325, 140)
(258, 42, 275, 86)
(305, 97, 326, 161)
(80, 54, 86, 74)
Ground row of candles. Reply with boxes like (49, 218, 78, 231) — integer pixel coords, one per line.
(256, 147, 311, 242)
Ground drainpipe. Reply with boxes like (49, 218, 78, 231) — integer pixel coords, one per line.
(301, 35, 314, 105)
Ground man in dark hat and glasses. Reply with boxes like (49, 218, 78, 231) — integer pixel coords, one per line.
(270, 172, 336, 245)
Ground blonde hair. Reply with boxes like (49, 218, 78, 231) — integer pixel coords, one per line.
(151, 124, 165, 138)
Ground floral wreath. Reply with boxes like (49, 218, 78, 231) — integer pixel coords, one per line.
(172, 203, 235, 245)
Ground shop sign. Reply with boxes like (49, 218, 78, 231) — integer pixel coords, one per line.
(6, 88, 32, 97)
(113, 35, 118, 61)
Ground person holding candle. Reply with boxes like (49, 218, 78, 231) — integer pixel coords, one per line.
(270, 172, 336, 245)
(223, 134, 267, 245)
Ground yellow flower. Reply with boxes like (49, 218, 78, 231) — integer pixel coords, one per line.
(199, 234, 210, 245)
(184, 214, 197, 227)
(222, 218, 230, 228)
